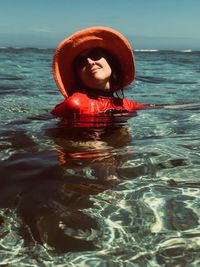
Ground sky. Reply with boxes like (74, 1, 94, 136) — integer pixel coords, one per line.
(0, 0, 200, 50)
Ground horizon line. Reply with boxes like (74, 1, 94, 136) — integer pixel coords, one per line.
(0, 46, 200, 52)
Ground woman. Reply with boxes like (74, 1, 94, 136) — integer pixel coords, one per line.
(51, 26, 150, 118)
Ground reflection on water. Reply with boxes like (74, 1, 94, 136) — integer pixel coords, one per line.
(0, 111, 200, 266)
(0, 117, 137, 260)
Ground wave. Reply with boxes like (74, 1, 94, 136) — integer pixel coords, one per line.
(134, 49, 200, 54)
(136, 75, 197, 85)
(134, 49, 159, 52)
(179, 49, 192, 53)
(0, 47, 54, 52)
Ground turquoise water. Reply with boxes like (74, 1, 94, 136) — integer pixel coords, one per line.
(0, 48, 200, 266)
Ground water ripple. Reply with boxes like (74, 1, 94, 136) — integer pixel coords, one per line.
(0, 49, 200, 266)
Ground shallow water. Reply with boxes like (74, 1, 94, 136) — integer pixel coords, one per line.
(0, 48, 200, 266)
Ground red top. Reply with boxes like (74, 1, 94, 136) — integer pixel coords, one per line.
(51, 92, 147, 118)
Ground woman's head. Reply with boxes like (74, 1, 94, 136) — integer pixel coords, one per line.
(73, 48, 123, 92)
(53, 26, 135, 98)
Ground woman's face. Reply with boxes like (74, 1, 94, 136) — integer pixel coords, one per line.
(74, 49, 112, 90)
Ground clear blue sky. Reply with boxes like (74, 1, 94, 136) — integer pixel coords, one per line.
(1, 0, 200, 49)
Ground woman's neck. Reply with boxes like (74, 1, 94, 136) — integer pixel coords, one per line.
(85, 88, 114, 98)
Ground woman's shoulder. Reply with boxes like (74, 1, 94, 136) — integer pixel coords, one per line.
(67, 92, 89, 109)
(51, 92, 88, 117)
(68, 92, 87, 102)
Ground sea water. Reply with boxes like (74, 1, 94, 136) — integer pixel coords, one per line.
(0, 48, 200, 266)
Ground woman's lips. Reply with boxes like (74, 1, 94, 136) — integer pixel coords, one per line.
(90, 67, 100, 73)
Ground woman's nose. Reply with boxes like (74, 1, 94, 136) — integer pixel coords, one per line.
(87, 58, 95, 65)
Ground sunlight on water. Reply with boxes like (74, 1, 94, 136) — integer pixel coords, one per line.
(0, 49, 200, 266)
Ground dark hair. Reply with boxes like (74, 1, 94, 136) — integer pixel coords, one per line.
(72, 48, 124, 93)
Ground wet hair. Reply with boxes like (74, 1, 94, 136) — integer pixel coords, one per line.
(72, 48, 124, 93)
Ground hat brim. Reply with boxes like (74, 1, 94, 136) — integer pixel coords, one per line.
(53, 26, 135, 98)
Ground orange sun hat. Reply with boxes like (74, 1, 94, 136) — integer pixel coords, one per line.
(53, 26, 135, 98)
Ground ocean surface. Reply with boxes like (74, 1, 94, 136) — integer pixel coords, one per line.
(0, 47, 200, 266)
